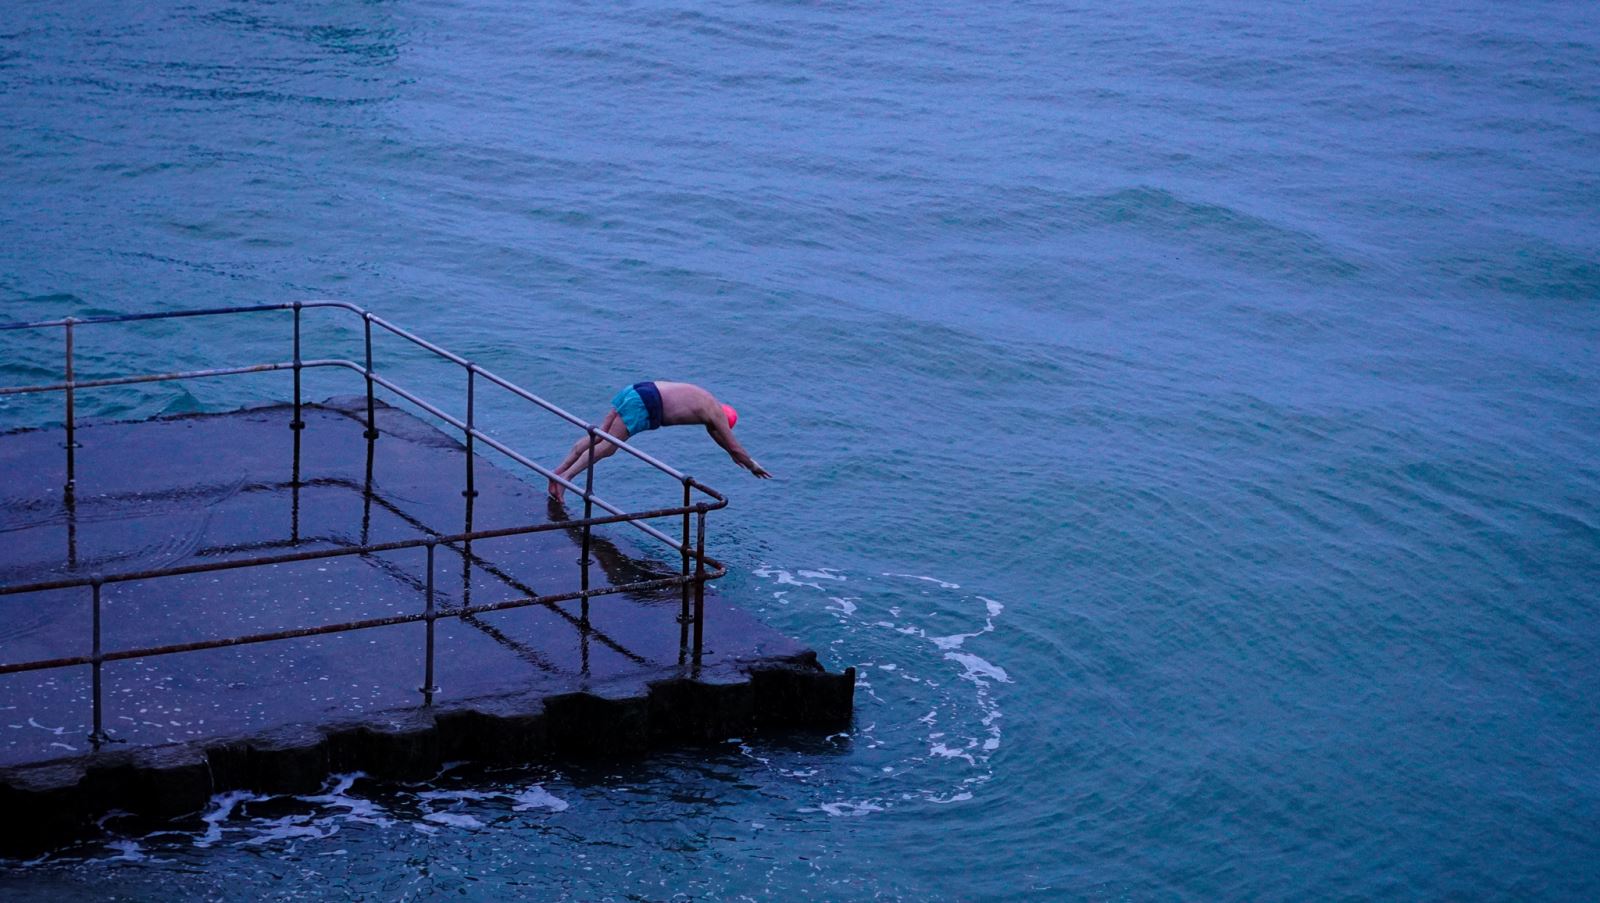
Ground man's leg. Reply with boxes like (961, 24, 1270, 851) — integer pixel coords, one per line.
(549, 411, 628, 502)
(553, 423, 600, 477)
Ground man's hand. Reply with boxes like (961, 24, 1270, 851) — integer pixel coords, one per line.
(749, 460, 772, 479)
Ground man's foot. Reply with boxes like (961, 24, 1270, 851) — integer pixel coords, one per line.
(547, 478, 565, 503)
(546, 495, 569, 522)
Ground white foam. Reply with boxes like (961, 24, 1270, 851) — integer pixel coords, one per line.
(301, 774, 391, 826)
(881, 573, 960, 589)
(512, 785, 569, 812)
(95, 809, 132, 828)
(927, 595, 1004, 651)
(757, 561, 1012, 808)
(797, 569, 846, 581)
(417, 789, 498, 802)
(944, 651, 1010, 684)
(928, 631, 980, 651)
(422, 812, 484, 829)
(106, 839, 147, 861)
(195, 790, 258, 848)
(752, 566, 823, 590)
(815, 799, 884, 817)
(238, 815, 338, 846)
(929, 743, 976, 765)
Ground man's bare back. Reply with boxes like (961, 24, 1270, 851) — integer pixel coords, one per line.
(547, 380, 771, 502)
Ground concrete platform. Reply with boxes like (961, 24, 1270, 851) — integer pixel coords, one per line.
(0, 398, 852, 854)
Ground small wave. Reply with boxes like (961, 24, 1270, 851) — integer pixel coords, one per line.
(1083, 186, 1362, 282)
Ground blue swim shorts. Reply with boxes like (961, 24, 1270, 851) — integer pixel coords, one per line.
(611, 381, 664, 435)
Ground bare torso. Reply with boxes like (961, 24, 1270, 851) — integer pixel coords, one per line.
(653, 380, 722, 427)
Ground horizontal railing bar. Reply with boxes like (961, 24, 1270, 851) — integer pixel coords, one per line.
(360, 313, 721, 503)
(472, 366, 711, 497)
(0, 358, 701, 557)
(356, 365, 725, 539)
(0, 301, 373, 333)
(0, 570, 715, 676)
(356, 368, 690, 550)
(466, 423, 692, 550)
(0, 299, 729, 584)
(0, 505, 724, 597)
(363, 312, 470, 368)
(0, 303, 301, 332)
(350, 308, 722, 503)
(365, 369, 465, 432)
(0, 359, 349, 397)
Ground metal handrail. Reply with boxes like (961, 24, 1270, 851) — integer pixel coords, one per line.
(0, 502, 720, 599)
(0, 301, 727, 509)
(0, 302, 729, 745)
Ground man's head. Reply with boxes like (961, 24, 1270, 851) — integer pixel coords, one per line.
(722, 404, 738, 428)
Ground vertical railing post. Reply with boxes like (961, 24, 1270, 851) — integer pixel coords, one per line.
(580, 427, 596, 620)
(290, 303, 305, 431)
(421, 541, 439, 704)
(290, 304, 304, 542)
(460, 489, 475, 610)
(88, 578, 110, 745)
(679, 477, 692, 655)
(63, 317, 77, 493)
(362, 312, 378, 439)
(290, 458, 302, 544)
(693, 504, 707, 666)
(65, 487, 79, 570)
(463, 365, 478, 498)
(361, 434, 375, 546)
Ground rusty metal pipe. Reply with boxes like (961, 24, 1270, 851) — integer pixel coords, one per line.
(0, 569, 722, 677)
(63, 318, 76, 491)
(422, 542, 438, 702)
(0, 506, 725, 597)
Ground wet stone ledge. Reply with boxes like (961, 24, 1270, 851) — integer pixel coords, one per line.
(0, 659, 855, 857)
(1, 400, 856, 855)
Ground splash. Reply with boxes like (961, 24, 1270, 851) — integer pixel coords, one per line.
(751, 564, 1011, 817)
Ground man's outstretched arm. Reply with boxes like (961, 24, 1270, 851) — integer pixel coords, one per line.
(707, 424, 772, 478)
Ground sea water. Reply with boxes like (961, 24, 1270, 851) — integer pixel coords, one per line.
(1, 0, 1597, 898)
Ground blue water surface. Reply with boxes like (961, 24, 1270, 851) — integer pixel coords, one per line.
(1, 0, 1598, 899)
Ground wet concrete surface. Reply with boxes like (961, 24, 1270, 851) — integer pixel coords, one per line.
(0, 398, 836, 770)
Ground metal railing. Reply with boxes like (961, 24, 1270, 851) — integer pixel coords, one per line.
(0, 302, 728, 746)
